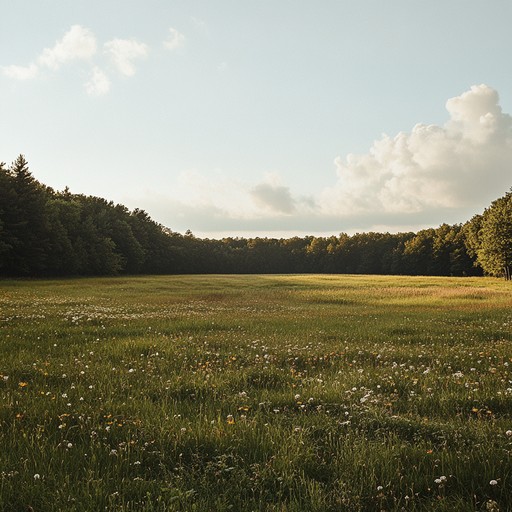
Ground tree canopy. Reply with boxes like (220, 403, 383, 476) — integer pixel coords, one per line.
(464, 191, 512, 280)
(0, 156, 509, 278)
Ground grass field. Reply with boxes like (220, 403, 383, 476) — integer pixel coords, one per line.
(0, 274, 511, 511)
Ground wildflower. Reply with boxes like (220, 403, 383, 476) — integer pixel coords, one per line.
(377, 485, 383, 491)
(226, 415, 235, 425)
(33, 474, 41, 480)
(505, 430, 512, 436)
(490, 479, 498, 486)
(18, 382, 28, 388)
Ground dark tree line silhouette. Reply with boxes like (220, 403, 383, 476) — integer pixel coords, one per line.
(0, 156, 510, 278)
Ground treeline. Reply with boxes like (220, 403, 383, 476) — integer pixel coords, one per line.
(0, 156, 510, 278)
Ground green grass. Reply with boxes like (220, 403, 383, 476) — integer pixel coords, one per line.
(0, 274, 511, 511)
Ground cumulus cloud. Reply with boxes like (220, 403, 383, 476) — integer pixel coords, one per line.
(85, 67, 111, 96)
(163, 28, 185, 51)
(38, 25, 97, 70)
(2, 63, 38, 80)
(104, 38, 148, 76)
(321, 84, 512, 221)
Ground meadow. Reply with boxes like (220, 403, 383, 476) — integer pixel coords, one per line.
(0, 274, 511, 511)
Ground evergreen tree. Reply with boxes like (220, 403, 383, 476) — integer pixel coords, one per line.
(1, 156, 49, 275)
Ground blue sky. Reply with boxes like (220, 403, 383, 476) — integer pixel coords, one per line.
(2, 1, 512, 238)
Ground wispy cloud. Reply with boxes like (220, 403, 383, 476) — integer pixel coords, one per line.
(163, 28, 185, 51)
(85, 66, 111, 96)
(2, 25, 96, 80)
(104, 39, 149, 76)
(2, 63, 38, 80)
(37, 25, 97, 70)
(2, 25, 151, 94)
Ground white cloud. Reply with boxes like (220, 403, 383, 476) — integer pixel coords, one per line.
(38, 25, 97, 70)
(85, 67, 111, 96)
(2, 63, 38, 80)
(104, 38, 149, 76)
(320, 84, 512, 220)
(2, 25, 154, 95)
(163, 28, 185, 51)
(2, 25, 96, 80)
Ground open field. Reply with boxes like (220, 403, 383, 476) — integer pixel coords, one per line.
(1, 274, 511, 511)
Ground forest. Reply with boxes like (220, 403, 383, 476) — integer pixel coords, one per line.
(0, 155, 511, 279)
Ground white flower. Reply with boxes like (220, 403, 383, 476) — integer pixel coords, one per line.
(33, 473, 41, 480)
(490, 479, 498, 486)
(505, 430, 512, 436)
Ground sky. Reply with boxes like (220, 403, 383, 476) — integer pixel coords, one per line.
(2, 1, 512, 239)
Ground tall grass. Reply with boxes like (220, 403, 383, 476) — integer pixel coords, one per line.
(0, 275, 511, 511)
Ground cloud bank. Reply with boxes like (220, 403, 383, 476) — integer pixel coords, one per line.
(320, 84, 512, 222)
(147, 85, 512, 236)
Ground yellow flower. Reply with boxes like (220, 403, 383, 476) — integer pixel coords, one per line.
(226, 414, 235, 425)
(18, 382, 28, 388)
